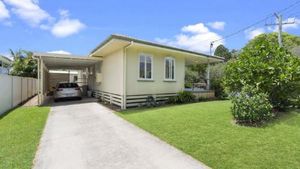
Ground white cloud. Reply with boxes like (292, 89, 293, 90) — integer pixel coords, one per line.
(51, 10, 85, 38)
(245, 28, 265, 40)
(207, 21, 225, 30)
(58, 9, 69, 18)
(0, 0, 9, 20)
(181, 23, 209, 34)
(1, 2, 85, 38)
(47, 50, 71, 55)
(155, 22, 224, 53)
(3, 0, 52, 26)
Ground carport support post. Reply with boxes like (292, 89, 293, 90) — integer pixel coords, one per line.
(37, 56, 41, 105)
(40, 58, 44, 104)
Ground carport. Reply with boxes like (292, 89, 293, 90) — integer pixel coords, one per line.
(33, 52, 102, 105)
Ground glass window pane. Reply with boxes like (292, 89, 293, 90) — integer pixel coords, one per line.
(171, 60, 175, 79)
(146, 56, 152, 79)
(139, 55, 145, 78)
(165, 59, 169, 79)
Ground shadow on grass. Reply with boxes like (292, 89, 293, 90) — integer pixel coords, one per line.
(265, 109, 300, 128)
(0, 105, 49, 120)
(118, 100, 228, 115)
(235, 109, 300, 128)
(118, 104, 179, 115)
(0, 107, 19, 120)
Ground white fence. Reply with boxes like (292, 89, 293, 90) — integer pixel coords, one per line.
(0, 74, 38, 115)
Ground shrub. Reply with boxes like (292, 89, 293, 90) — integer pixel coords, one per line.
(210, 63, 227, 99)
(291, 96, 300, 109)
(224, 33, 300, 110)
(231, 86, 273, 124)
(169, 91, 196, 104)
(198, 96, 207, 102)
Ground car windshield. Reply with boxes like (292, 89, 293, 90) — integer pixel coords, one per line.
(58, 83, 79, 88)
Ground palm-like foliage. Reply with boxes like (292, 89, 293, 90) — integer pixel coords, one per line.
(10, 49, 37, 78)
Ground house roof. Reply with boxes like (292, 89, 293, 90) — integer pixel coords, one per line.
(90, 34, 224, 62)
(0, 55, 12, 64)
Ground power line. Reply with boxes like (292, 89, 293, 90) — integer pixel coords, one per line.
(210, 0, 300, 47)
(287, 11, 300, 18)
(277, 0, 300, 14)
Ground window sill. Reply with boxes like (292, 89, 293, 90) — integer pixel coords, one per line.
(137, 79, 154, 82)
(164, 79, 176, 82)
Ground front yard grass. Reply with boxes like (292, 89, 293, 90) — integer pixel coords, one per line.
(118, 101, 300, 169)
(0, 106, 50, 169)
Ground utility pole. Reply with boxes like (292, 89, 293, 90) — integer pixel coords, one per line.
(206, 42, 214, 90)
(265, 13, 295, 47)
(276, 13, 283, 47)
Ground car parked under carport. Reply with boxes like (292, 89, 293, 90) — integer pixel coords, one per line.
(33, 52, 102, 105)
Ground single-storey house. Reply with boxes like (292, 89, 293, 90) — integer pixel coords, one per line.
(0, 55, 12, 74)
(34, 34, 224, 109)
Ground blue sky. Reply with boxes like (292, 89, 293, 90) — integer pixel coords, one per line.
(0, 0, 299, 57)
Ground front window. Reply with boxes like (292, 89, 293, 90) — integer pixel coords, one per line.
(139, 54, 153, 80)
(165, 57, 175, 80)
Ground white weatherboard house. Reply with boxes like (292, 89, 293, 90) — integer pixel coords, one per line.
(0, 55, 12, 74)
(34, 34, 224, 109)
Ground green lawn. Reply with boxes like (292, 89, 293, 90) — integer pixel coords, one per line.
(0, 106, 50, 169)
(118, 101, 300, 169)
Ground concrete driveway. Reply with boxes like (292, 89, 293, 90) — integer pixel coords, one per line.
(33, 98, 208, 169)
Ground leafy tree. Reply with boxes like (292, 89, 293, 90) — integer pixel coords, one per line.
(210, 63, 227, 99)
(10, 49, 37, 78)
(246, 32, 300, 51)
(224, 33, 300, 110)
(185, 67, 199, 88)
(230, 49, 240, 59)
(214, 45, 232, 61)
(185, 64, 207, 88)
(189, 64, 207, 79)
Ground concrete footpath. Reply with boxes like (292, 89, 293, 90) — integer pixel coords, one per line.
(33, 99, 209, 169)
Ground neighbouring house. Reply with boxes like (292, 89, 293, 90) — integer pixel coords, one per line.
(34, 34, 224, 109)
(0, 55, 12, 74)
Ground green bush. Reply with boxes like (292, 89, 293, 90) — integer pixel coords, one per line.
(210, 63, 228, 99)
(224, 33, 300, 110)
(231, 86, 273, 124)
(198, 96, 207, 102)
(291, 96, 300, 109)
(169, 91, 196, 104)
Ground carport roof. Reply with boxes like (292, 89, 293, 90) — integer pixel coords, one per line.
(33, 52, 101, 69)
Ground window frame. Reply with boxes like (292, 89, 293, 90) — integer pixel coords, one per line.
(138, 53, 154, 81)
(164, 57, 176, 81)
